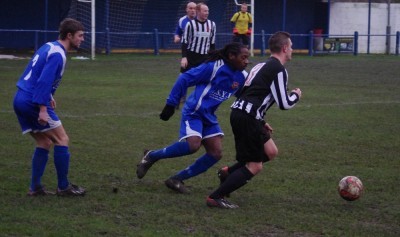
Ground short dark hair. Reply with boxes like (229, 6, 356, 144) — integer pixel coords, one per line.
(59, 18, 84, 40)
(268, 31, 291, 53)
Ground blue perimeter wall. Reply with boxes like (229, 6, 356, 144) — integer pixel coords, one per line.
(0, 0, 327, 51)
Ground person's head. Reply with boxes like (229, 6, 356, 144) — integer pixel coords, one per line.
(186, 2, 196, 19)
(207, 42, 249, 71)
(240, 3, 248, 13)
(268, 31, 293, 63)
(196, 3, 209, 22)
(59, 18, 85, 49)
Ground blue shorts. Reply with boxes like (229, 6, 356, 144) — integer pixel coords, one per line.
(13, 90, 62, 134)
(179, 113, 224, 141)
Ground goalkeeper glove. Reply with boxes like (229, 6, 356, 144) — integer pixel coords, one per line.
(246, 28, 252, 36)
(233, 28, 239, 35)
(159, 104, 175, 121)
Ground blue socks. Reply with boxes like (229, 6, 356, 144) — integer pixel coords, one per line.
(148, 142, 191, 161)
(147, 142, 219, 181)
(30, 147, 49, 190)
(54, 146, 70, 190)
(174, 153, 219, 181)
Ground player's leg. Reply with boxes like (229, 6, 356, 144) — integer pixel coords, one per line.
(164, 124, 223, 193)
(136, 117, 203, 179)
(14, 93, 55, 195)
(207, 111, 266, 206)
(43, 125, 85, 196)
(43, 124, 70, 189)
(165, 136, 222, 194)
(28, 132, 53, 195)
(217, 161, 245, 186)
(171, 135, 222, 182)
(264, 137, 278, 162)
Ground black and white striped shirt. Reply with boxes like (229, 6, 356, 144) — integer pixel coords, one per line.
(231, 57, 300, 120)
(182, 18, 216, 56)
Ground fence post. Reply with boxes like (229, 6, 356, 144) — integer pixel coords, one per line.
(353, 31, 358, 56)
(308, 30, 313, 56)
(396, 31, 399, 56)
(153, 28, 159, 56)
(261, 30, 265, 56)
(105, 27, 110, 55)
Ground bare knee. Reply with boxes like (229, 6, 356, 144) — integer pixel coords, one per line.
(267, 147, 278, 161)
(207, 149, 222, 160)
(46, 126, 70, 146)
(186, 137, 202, 153)
(57, 133, 69, 146)
(37, 138, 53, 150)
(31, 132, 53, 150)
(202, 136, 223, 160)
(246, 162, 263, 175)
(265, 139, 278, 161)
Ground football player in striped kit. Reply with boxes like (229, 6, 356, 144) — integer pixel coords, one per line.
(207, 31, 302, 208)
(180, 2, 216, 73)
(177, 2, 216, 109)
(136, 42, 249, 194)
(173, 2, 196, 44)
(13, 18, 86, 197)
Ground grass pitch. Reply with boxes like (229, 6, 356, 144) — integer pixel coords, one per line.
(0, 53, 399, 236)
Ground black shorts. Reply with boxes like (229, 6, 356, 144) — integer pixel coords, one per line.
(230, 109, 270, 163)
(233, 34, 250, 46)
(181, 51, 208, 73)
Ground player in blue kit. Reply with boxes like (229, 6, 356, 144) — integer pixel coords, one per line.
(13, 18, 86, 196)
(137, 42, 250, 193)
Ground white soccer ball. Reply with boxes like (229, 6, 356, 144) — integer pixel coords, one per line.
(338, 176, 364, 201)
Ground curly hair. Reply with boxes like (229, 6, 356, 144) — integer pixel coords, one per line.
(206, 42, 247, 63)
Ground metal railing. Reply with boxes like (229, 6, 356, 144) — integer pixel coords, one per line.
(1, 29, 399, 56)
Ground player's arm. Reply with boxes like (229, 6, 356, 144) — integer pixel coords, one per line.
(33, 54, 62, 124)
(270, 70, 301, 110)
(210, 22, 216, 51)
(167, 63, 212, 106)
(181, 22, 191, 68)
(160, 63, 212, 121)
(32, 54, 62, 106)
(174, 22, 183, 43)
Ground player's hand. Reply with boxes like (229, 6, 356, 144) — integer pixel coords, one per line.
(174, 35, 181, 44)
(291, 88, 302, 98)
(50, 98, 56, 109)
(264, 123, 273, 135)
(160, 104, 175, 121)
(181, 57, 188, 69)
(38, 106, 49, 126)
(233, 28, 239, 35)
(246, 28, 252, 36)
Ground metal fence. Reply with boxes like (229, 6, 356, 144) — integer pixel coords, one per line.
(0, 29, 399, 56)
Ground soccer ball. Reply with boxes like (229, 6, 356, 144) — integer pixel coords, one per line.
(338, 176, 363, 201)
